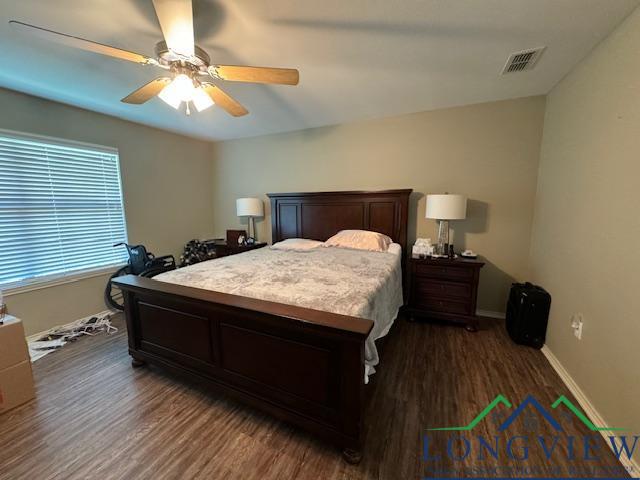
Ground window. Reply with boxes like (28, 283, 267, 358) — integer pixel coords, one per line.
(0, 129, 128, 290)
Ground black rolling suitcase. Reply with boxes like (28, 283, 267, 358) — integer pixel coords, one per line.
(506, 282, 551, 349)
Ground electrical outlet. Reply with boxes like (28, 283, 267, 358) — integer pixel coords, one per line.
(571, 313, 584, 340)
(574, 321, 583, 340)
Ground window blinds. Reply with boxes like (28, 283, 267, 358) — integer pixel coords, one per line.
(0, 130, 128, 289)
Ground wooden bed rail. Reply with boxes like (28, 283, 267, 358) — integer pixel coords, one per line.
(113, 275, 373, 463)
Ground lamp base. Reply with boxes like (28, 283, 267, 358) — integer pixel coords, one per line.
(436, 219, 449, 256)
(246, 216, 257, 244)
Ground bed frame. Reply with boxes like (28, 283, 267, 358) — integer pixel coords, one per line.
(113, 189, 411, 463)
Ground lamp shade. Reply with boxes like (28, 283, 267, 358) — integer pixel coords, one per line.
(425, 194, 467, 220)
(236, 197, 264, 217)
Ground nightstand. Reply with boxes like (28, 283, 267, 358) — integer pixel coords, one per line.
(406, 256, 484, 331)
(205, 241, 268, 258)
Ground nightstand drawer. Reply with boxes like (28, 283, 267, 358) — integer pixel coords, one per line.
(414, 297, 471, 316)
(413, 279, 472, 299)
(414, 263, 474, 281)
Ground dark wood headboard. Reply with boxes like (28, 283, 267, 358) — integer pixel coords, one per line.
(267, 189, 412, 255)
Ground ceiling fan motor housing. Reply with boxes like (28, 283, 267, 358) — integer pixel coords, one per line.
(154, 41, 210, 71)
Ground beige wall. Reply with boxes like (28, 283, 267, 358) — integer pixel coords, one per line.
(212, 96, 546, 313)
(0, 88, 215, 335)
(530, 8, 640, 433)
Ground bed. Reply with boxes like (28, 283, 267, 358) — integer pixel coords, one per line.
(113, 189, 411, 463)
(153, 240, 404, 383)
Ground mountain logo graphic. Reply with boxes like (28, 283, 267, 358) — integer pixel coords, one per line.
(498, 395, 561, 431)
(427, 394, 624, 432)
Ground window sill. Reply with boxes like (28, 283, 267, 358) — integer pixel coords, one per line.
(2, 265, 125, 297)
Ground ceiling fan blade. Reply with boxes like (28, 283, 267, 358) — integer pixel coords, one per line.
(201, 84, 248, 117)
(152, 0, 194, 57)
(121, 78, 171, 104)
(210, 65, 299, 85)
(9, 20, 154, 65)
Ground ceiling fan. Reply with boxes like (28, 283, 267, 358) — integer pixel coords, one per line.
(9, 0, 299, 117)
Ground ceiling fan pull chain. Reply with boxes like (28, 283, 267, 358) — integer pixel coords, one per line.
(185, 102, 191, 116)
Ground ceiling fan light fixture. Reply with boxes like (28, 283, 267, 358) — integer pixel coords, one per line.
(158, 75, 212, 113)
(192, 86, 215, 112)
(157, 73, 197, 110)
(172, 73, 196, 101)
(157, 82, 182, 109)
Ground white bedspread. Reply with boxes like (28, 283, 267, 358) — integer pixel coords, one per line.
(154, 245, 404, 382)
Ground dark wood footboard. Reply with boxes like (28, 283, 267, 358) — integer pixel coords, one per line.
(113, 275, 373, 461)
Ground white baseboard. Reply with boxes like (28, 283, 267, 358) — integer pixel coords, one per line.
(476, 309, 505, 319)
(541, 345, 640, 478)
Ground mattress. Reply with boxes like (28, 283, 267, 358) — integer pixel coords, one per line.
(154, 244, 404, 383)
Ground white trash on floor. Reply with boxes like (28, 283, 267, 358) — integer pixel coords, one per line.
(27, 311, 118, 362)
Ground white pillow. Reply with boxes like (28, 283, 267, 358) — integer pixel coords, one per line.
(323, 230, 392, 252)
(387, 243, 402, 257)
(271, 238, 323, 251)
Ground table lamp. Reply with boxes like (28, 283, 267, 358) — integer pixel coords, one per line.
(425, 193, 467, 256)
(236, 197, 264, 243)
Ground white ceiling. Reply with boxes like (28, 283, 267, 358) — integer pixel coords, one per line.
(1, 0, 638, 141)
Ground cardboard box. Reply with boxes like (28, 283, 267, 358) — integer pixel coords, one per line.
(0, 360, 35, 414)
(0, 316, 30, 370)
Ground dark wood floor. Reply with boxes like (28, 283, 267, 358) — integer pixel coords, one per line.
(0, 314, 628, 479)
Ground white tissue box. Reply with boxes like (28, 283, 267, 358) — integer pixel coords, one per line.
(412, 244, 433, 258)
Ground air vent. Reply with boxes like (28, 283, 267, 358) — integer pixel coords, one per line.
(501, 47, 546, 74)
